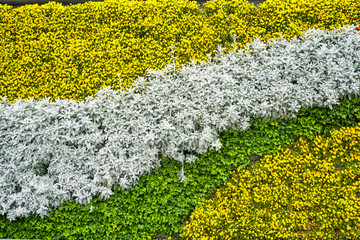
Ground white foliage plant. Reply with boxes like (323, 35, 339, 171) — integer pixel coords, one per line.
(1, 25, 360, 221)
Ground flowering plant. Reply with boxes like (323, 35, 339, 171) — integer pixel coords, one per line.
(1, 25, 360, 221)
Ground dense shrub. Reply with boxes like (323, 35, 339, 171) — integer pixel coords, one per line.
(182, 124, 360, 239)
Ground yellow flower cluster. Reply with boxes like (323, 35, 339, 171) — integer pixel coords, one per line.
(0, 0, 214, 102)
(201, 0, 263, 51)
(0, 0, 359, 102)
(256, 0, 360, 41)
(182, 124, 360, 239)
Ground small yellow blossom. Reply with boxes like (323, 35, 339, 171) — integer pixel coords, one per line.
(182, 123, 360, 239)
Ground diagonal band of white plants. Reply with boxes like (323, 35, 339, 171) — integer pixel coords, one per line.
(1, 25, 359, 221)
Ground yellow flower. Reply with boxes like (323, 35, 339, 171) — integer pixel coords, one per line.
(183, 123, 360, 239)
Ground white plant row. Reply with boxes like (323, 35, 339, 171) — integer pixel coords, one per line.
(1, 25, 359, 221)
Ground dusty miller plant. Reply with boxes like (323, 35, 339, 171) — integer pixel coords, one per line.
(0, 25, 359, 220)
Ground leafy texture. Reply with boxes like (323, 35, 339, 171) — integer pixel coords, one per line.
(2, 88, 360, 239)
(1, 0, 360, 102)
(0, 0, 250, 102)
(1, 26, 360, 221)
(183, 124, 360, 239)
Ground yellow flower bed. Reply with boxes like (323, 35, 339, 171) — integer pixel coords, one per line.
(256, 0, 360, 41)
(0, 0, 221, 102)
(205, 0, 360, 46)
(182, 124, 360, 239)
(200, 0, 261, 51)
(0, 0, 359, 103)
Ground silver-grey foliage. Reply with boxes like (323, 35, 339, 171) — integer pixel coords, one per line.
(1, 25, 359, 221)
